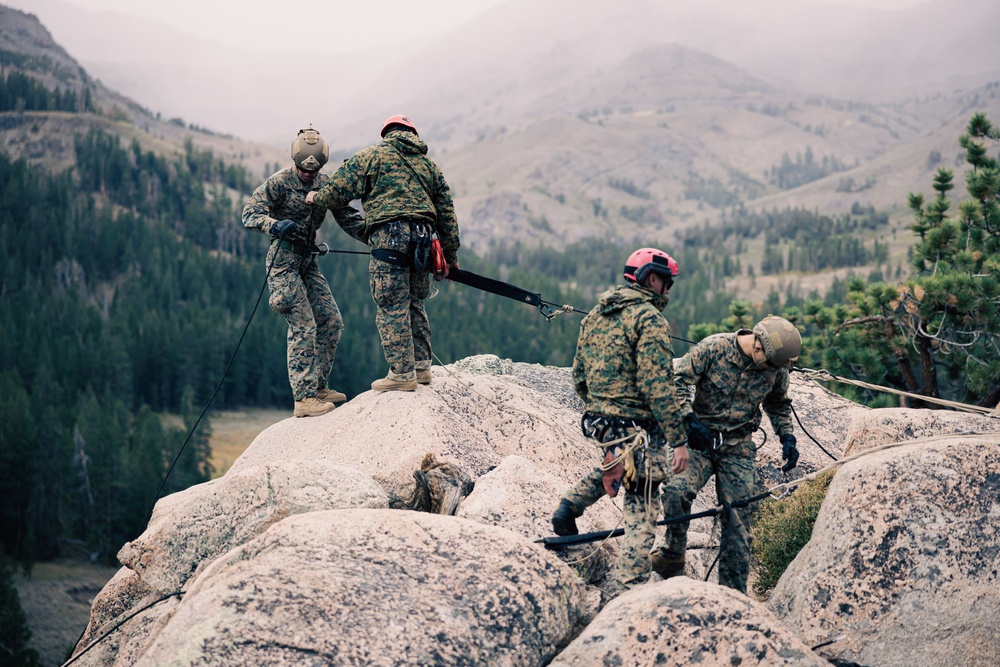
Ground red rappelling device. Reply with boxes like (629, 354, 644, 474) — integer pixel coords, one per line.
(431, 237, 448, 280)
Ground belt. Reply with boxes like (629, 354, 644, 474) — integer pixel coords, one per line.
(273, 239, 310, 256)
(710, 425, 756, 450)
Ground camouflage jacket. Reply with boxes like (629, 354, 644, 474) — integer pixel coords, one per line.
(674, 331, 794, 438)
(309, 131, 461, 264)
(242, 167, 366, 246)
(572, 285, 687, 449)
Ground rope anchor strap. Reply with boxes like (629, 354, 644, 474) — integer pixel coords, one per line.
(446, 269, 543, 306)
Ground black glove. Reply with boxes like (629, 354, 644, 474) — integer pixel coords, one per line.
(683, 413, 713, 452)
(780, 433, 799, 472)
(271, 218, 296, 240)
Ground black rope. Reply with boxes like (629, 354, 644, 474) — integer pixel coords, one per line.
(810, 635, 846, 651)
(791, 403, 837, 461)
(138, 252, 274, 535)
(704, 501, 733, 582)
(315, 247, 370, 256)
(62, 591, 183, 666)
(537, 490, 773, 549)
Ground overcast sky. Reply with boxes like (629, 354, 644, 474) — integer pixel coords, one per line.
(22, 0, 932, 55)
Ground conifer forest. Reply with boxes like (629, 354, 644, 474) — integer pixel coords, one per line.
(1, 74, 998, 584)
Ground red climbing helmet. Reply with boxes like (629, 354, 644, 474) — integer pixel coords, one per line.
(623, 247, 679, 286)
(380, 114, 418, 137)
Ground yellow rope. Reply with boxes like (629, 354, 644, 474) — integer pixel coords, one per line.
(795, 367, 1000, 417)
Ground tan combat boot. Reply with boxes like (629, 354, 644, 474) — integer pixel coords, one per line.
(415, 361, 432, 385)
(650, 548, 686, 579)
(293, 396, 335, 418)
(316, 387, 347, 404)
(371, 370, 417, 392)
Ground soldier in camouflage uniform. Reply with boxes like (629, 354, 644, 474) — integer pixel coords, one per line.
(243, 128, 365, 418)
(307, 115, 460, 392)
(551, 248, 690, 593)
(653, 315, 802, 593)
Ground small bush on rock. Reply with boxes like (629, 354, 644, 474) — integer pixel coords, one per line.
(751, 471, 834, 598)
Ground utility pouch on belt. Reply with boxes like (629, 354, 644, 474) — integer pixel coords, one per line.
(602, 448, 626, 497)
(601, 446, 644, 497)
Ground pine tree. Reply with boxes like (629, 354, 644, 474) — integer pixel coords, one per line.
(0, 560, 42, 667)
(801, 113, 1000, 407)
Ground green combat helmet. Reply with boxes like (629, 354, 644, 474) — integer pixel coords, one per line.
(291, 128, 329, 172)
(753, 315, 802, 368)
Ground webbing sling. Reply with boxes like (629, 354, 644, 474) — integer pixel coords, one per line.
(370, 247, 412, 266)
(446, 269, 542, 307)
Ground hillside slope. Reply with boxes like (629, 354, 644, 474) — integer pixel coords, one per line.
(0, 5, 286, 179)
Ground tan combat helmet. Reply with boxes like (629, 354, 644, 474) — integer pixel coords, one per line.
(753, 315, 802, 368)
(291, 128, 329, 171)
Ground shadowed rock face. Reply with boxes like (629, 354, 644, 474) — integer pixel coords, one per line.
(767, 430, 1000, 667)
(130, 510, 587, 667)
(551, 577, 829, 667)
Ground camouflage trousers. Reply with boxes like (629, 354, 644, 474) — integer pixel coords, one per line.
(369, 221, 432, 377)
(266, 245, 343, 401)
(564, 467, 664, 588)
(562, 414, 668, 588)
(659, 437, 757, 593)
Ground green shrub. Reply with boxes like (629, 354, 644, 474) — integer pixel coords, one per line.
(751, 470, 835, 598)
(0, 559, 42, 666)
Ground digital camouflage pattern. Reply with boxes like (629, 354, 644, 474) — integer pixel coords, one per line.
(562, 284, 688, 588)
(368, 221, 433, 377)
(243, 168, 358, 401)
(658, 331, 796, 593)
(309, 130, 460, 379)
(243, 168, 366, 245)
(572, 285, 687, 453)
(310, 131, 460, 263)
(674, 331, 793, 437)
(563, 416, 668, 588)
(264, 244, 343, 400)
(659, 439, 757, 592)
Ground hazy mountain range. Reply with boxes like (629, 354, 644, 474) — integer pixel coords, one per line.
(3, 0, 1000, 252)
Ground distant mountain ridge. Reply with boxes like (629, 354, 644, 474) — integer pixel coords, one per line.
(3, 0, 1000, 261)
(0, 4, 286, 180)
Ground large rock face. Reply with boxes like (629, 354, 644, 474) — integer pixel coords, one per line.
(843, 406, 1000, 456)
(76, 461, 389, 665)
(71, 355, 1000, 666)
(225, 357, 628, 583)
(131, 510, 586, 667)
(551, 577, 829, 667)
(228, 358, 594, 509)
(117, 461, 389, 594)
(767, 426, 1000, 667)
